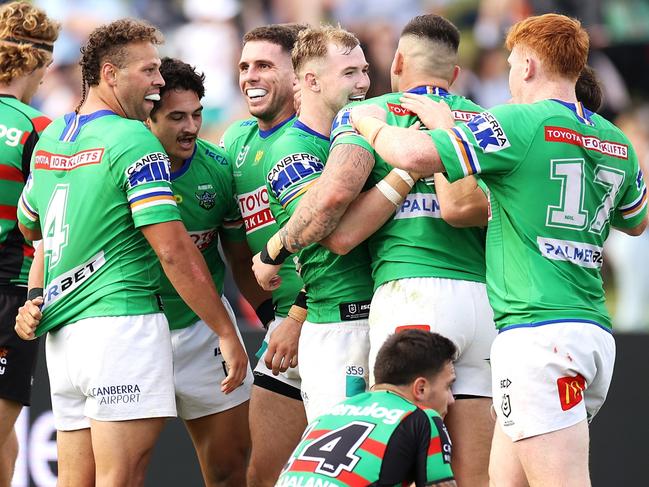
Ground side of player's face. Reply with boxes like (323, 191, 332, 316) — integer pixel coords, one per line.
(113, 41, 164, 121)
(507, 46, 525, 103)
(148, 89, 202, 166)
(320, 44, 370, 113)
(238, 40, 295, 121)
(421, 361, 456, 417)
(23, 53, 53, 104)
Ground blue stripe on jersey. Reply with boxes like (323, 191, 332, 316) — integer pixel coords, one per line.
(294, 120, 329, 142)
(451, 127, 479, 174)
(60, 110, 117, 142)
(551, 99, 594, 127)
(499, 318, 611, 334)
(259, 115, 296, 139)
(407, 85, 449, 97)
(128, 190, 174, 204)
(170, 145, 197, 181)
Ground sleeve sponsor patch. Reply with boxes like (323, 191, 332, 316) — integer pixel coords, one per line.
(267, 152, 323, 207)
(125, 152, 171, 188)
(466, 112, 511, 153)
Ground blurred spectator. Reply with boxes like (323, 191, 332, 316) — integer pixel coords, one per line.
(605, 107, 649, 332)
(460, 47, 511, 108)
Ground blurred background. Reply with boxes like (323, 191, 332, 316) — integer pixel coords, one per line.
(30, 0, 649, 333)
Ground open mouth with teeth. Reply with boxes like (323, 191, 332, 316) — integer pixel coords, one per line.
(247, 88, 268, 100)
(144, 94, 160, 102)
(177, 136, 196, 150)
(348, 94, 365, 102)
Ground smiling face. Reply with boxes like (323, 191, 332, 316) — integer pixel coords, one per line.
(316, 43, 369, 114)
(238, 40, 296, 127)
(147, 88, 202, 170)
(112, 41, 164, 121)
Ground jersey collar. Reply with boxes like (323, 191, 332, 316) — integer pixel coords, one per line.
(60, 110, 117, 142)
(551, 99, 595, 127)
(294, 119, 329, 141)
(259, 114, 295, 139)
(406, 85, 450, 97)
(170, 143, 197, 181)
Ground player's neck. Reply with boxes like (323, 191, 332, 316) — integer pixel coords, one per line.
(256, 104, 295, 132)
(372, 383, 416, 404)
(298, 101, 334, 137)
(0, 79, 29, 103)
(521, 79, 577, 105)
(80, 87, 125, 117)
(169, 155, 185, 173)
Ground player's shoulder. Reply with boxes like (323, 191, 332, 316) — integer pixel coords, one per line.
(445, 93, 484, 117)
(222, 117, 258, 145)
(0, 96, 50, 131)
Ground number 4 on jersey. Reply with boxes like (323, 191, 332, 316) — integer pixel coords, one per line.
(43, 184, 70, 268)
(298, 421, 374, 477)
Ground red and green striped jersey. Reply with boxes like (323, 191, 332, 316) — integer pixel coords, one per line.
(277, 390, 454, 486)
(0, 95, 51, 286)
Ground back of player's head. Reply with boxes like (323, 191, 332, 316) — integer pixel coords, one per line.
(576, 65, 602, 113)
(150, 57, 205, 119)
(505, 13, 588, 81)
(0, 1, 60, 83)
(292, 24, 360, 74)
(374, 330, 457, 386)
(398, 14, 459, 81)
(243, 23, 307, 55)
(80, 19, 163, 88)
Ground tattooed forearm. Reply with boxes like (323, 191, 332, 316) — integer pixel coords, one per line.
(283, 144, 374, 251)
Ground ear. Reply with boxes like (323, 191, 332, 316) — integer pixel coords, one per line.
(102, 62, 118, 87)
(304, 71, 320, 93)
(392, 50, 404, 76)
(449, 65, 461, 87)
(524, 56, 535, 82)
(411, 377, 427, 402)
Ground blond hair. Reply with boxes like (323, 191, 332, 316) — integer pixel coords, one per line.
(291, 24, 360, 74)
(0, 1, 60, 83)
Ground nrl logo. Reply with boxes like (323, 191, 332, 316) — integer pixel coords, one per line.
(236, 146, 250, 168)
(195, 190, 216, 210)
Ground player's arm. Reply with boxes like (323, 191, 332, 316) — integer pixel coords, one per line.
(323, 168, 418, 255)
(433, 173, 488, 228)
(615, 217, 648, 236)
(142, 220, 248, 393)
(350, 103, 450, 176)
(264, 290, 306, 375)
(14, 243, 44, 340)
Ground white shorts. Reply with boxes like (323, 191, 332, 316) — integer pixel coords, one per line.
(46, 313, 176, 431)
(369, 277, 496, 396)
(298, 319, 370, 423)
(252, 316, 302, 400)
(491, 321, 615, 441)
(171, 297, 253, 420)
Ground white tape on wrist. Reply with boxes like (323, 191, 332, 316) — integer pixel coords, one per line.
(376, 179, 403, 207)
(392, 168, 415, 187)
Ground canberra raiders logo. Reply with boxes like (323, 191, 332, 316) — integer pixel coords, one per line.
(195, 190, 216, 210)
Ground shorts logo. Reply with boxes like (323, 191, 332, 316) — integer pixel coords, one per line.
(0, 347, 8, 375)
(557, 374, 587, 411)
(467, 112, 510, 153)
(501, 394, 512, 417)
(195, 190, 216, 210)
(90, 384, 141, 405)
(500, 378, 511, 388)
(395, 324, 431, 333)
(236, 146, 250, 168)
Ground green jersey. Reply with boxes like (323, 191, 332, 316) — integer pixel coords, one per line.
(432, 99, 648, 330)
(0, 95, 51, 287)
(17, 110, 181, 336)
(158, 139, 245, 330)
(265, 121, 373, 323)
(277, 390, 454, 486)
(221, 117, 303, 316)
(331, 86, 486, 290)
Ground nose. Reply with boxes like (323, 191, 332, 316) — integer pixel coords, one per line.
(154, 68, 165, 88)
(241, 66, 259, 85)
(358, 72, 370, 91)
(447, 390, 455, 409)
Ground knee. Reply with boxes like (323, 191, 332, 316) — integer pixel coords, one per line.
(247, 460, 279, 487)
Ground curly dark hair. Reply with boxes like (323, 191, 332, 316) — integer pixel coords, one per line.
(0, 1, 60, 83)
(149, 57, 205, 119)
(76, 18, 162, 111)
(243, 23, 307, 54)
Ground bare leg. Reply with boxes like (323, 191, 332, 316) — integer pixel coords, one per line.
(445, 397, 494, 487)
(56, 428, 95, 487)
(91, 417, 165, 487)
(247, 386, 306, 487)
(185, 402, 250, 487)
(488, 422, 528, 487)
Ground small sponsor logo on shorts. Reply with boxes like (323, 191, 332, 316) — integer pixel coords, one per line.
(501, 394, 512, 418)
(500, 378, 511, 388)
(395, 324, 431, 333)
(330, 401, 405, 425)
(90, 384, 141, 405)
(339, 301, 370, 321)
(0, 347, 9, 375)
(557, 374, 587, 411)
